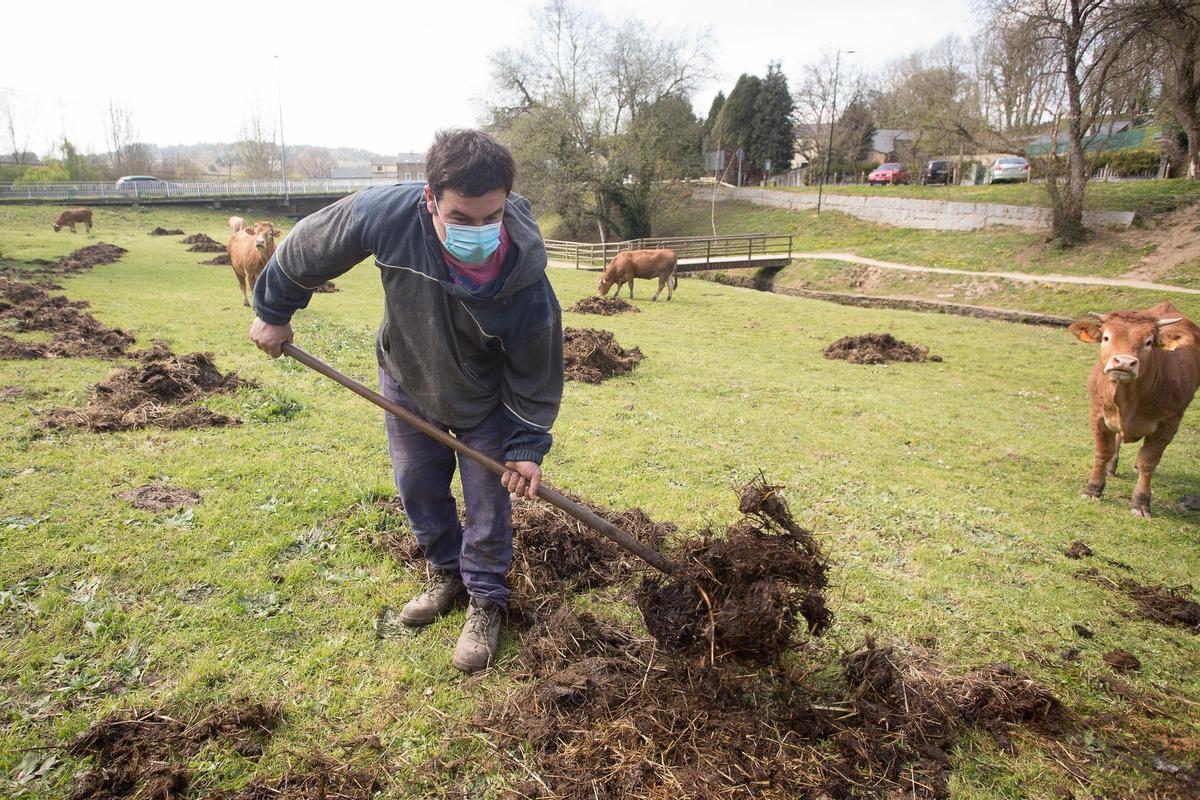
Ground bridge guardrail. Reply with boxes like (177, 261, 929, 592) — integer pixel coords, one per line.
(544, 233, 793, 269)
(0, 178, 401, 202)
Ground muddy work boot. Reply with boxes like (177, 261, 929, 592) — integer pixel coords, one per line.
(452, 598, 503, 674)
(399, 568, 467, 627)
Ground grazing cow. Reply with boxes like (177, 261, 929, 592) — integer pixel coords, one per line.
(52, 208, 93, 233)
(228, 215, 247, 232)
(1069, 302, 1200, 517)
(597, 248, 678, 301)
(227, 220, 281, 308)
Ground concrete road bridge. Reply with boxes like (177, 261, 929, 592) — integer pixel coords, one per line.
(545, 234, 793, 271)
(0, 179, 413, 207)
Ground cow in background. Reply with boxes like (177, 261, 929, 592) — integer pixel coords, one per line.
(1069, 302, 1200, 517)
(597, 248, 678, 301)
(228, 215, 247, 232)
(227, 220, 282, 308)
(52, 208, 93, 233)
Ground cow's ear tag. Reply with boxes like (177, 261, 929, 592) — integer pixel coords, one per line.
(1069, 320, 1102, 343)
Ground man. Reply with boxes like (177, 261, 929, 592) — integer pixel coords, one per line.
(248, 129, 563, 674)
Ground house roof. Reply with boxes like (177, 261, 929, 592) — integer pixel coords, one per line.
(870, 129, 914, 154)
(370, 153, 425, 166)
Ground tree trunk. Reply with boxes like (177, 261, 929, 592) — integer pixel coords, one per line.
(1050, 0, 1088, 246)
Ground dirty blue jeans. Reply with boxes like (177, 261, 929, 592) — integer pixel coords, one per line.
(379, 367, 512, 607)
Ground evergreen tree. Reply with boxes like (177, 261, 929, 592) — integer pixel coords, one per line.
(714, 74, 761, 150)
(702, 91, 725, 142)
(748, 63, 794, 173)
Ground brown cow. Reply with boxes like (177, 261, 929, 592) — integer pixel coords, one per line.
(228, 215, 247, 232)
(597, 248, 678, 301)
(227, 220, 282, 308)
(52, 208, 93, 233)
(1069, 301, 1200, 517)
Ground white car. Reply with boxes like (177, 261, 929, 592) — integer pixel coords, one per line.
(986, 157, 1031, 184)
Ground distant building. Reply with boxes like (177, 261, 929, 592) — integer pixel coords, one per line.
(370, 152, 426, 184)
(868, 130, 915, 163)
(331, 165, 372, 179)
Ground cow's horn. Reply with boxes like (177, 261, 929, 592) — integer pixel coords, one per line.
(1156, 317, 1183, 327)
(1087, 311, 1106, 321)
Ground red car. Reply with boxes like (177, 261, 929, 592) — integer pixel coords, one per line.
(867, 163, 910, 185)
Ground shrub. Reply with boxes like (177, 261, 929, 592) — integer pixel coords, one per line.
(1097, 148, 1161, 177)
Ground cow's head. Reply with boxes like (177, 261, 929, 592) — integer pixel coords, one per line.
(597, 274, 614, 296)
(249, 221, 279, 251)
(51, 222, 62, 232)
(1070, 311, 1183, 383)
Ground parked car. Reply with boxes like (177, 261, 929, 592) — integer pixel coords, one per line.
(921, 160, 953, 185)
(986, 156, 1031, 184)
(115, 175, 164, 187)
(867, 163, 910, 185)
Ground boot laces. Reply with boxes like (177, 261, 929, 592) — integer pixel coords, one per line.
(465, 603, 499, 637)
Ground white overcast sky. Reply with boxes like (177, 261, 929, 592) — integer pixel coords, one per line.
(1, 0, 975, 158)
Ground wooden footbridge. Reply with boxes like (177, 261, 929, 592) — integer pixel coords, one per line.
(544, 234, 793, 272)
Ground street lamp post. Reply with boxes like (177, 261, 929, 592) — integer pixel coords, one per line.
(275, 54, 289, 206)
(816, 49, 854, 215)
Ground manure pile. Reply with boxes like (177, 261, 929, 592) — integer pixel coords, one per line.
(455, 478, 1065, 799)
(824, 332, 941, 364)
(568, 296, 640, 315)
(43, 341, 252, 432)
(0, 278, 134, 360)
(563, 327, 643, 383)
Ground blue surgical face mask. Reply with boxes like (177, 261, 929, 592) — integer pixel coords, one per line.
(433, 196, 503, 264)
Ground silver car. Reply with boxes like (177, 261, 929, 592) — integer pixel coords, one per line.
(986, 156, 1031, 184)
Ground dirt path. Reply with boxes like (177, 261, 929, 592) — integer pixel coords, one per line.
(790, 252, 1200, 295)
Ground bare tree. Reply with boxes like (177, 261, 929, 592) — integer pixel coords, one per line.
(792, 52, 871, 178)
(1128, 1, 1200, 177)
(988, 0, 1129, 244)
(973, 19, 1060, 133)
(295, 147, 337, 178)
(487, 0, 710, 239)
(236, 111, 278, 179)
(103, 101, 156, 177)
(0, 92, 36, 164)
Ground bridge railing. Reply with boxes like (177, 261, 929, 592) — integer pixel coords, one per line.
(0, 178, 394, 202)
(544, 233, 793, 269)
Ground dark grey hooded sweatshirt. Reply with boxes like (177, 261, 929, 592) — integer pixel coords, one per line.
(252, 184, 563, 464)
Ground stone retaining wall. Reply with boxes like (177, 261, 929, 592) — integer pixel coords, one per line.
(714, 186, 1136, 231)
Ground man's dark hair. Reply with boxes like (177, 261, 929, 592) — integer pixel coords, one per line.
(425, 129, 516, 199)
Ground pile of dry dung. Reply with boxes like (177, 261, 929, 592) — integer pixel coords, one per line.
(1079, 568, 1200, 632)
(42, 342, 252, 432)
(12, 243, 127, 280)
(67, 701, 281, 800)
(149, 227, 184, 236)
(637, 477, 831, 665)
(569, 296, 640, 315)
(313, 281, 338, 293)
(202, 253, 232, 266)
(563, 327, 643, 383)
(477, 610, 1065, 799)
(117, 483, 202, 512)
(508, 492, 674, 622)
(824, 332, 940, 365)
(181, 233, 220, 245)
(0, 278, 134, 360)
(956, 662, 1066, 750)
(206, 754, 378, 800)
(187, 238, 226, 253)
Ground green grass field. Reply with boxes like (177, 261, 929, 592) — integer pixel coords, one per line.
(1, 203, 1198, 798)
(773, 178, 1200, 217)
(656, 196, 1200, 319)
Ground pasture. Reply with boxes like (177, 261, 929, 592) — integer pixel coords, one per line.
(1, 203, 1198, 798)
